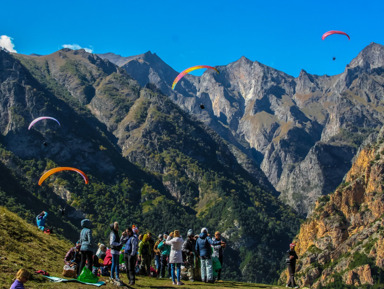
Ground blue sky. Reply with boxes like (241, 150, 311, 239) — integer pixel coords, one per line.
(1, 0, 383, 76)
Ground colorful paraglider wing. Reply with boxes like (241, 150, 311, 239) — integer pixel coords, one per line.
(322, 30, 350, 40)
(172, 65, 219, 90)
(38, 167, 89, 185)
(28, 117, 61, 130)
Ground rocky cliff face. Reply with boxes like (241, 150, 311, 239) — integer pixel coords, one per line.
(99, 43, 384, 215)
(279, 128, 384, 288)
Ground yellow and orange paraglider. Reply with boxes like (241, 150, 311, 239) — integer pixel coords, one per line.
(172, 65, 219, 90)
(38, 167, 89, 185)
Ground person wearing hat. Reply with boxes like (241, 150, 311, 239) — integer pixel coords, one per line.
(78, 219, 94, 276)
(195, 227, 225, 283)
(286, 243, 298, 288)
(182, 229, 196, 282)
(153, 234, 163, 277)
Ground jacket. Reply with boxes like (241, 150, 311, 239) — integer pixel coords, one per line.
(195, 232, 221, 258)
(158, 240, 171, 256)
(124, 234, 139, 256)
(154, 239, 163, 255)
(286, 249, 298, 265)
(109, 224, 122, 254)
(182, 237, 196, 264)
(212, 237, 224, 258)
(36, 212, 48, 227)
(79, 219, 93, 252)
(138, 234, 151, 257)
(165, 236, 184, 264)
(64, 247, 80, 265)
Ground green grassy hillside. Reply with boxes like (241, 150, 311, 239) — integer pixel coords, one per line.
(0, 206, 289, 289)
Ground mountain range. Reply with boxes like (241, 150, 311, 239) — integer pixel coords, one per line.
(100, 43, 384, 216)
(1, 42, 384, 285)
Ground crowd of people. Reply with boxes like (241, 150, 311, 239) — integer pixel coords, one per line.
(10, 212, 299, 288)
(68, 218, 227, 286)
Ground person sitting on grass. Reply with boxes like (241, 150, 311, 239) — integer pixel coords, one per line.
(10, 269, 30, 289)
(64, 241, 81, 267)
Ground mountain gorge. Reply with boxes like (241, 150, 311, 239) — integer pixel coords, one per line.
(0, 48, 300, 283)
(100, 43, 384, 215)
(280, 127, 384, 288)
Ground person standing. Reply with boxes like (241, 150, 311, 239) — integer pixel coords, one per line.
(158, 233, 171, 278)
(165, 230, 184, 285)
(182, 229, 196, 282)
(138, 234, 151, 276)
(36, 211, 48, 231)
(78, 219, 94, 275)
(195, 227, 224, 283)
(153, 234, 163, 276)
(286, 243, 298, 288)
(124, 227, 139, 285)
(212, 231, 226, 281)
(147, 232, 155, 267)
(109, 222, 123, 283)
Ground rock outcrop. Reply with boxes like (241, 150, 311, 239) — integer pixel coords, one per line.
(279, 127, 384, 288)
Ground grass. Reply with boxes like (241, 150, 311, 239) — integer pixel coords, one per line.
(0, 206, 286, 289)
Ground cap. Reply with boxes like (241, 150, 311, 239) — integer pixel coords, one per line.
(290, 243, 296, 247)
(187, 229, 193, 236)
(201, 227, 208, 234)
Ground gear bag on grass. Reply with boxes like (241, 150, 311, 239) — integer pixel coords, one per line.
(77, 267, 99, 283)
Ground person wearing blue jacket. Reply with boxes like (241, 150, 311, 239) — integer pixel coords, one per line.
(78, 219, 94, 275)
(195, 227, 225, 283)
(123, 227, 139, 285)
(36, 211, 48, 231)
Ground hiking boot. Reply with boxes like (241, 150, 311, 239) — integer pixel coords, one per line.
(177, 281, 184, 285)
(172, 281, 177, 285)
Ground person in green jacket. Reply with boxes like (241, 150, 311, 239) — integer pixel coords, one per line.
(138, 234, 151, 276)
(158, 233, 171, 278)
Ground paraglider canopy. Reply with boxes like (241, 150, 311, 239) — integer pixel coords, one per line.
(28, 117, 61, 130)
(322, 30, 350, 40)
(172, 65, 219, 90)
(38, 167, 89, 185)
(332, 57, 336, 61)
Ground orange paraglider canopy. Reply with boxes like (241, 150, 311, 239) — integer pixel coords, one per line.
(38, 167, 89, 185)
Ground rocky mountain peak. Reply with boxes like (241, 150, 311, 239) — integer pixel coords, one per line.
(349, 42, 384, 70)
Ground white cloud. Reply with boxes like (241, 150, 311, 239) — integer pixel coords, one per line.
(62, 44, 93, 53)
(0, 35, 17, 53)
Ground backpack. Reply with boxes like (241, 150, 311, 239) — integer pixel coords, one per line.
(141, 242, 149, 256)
